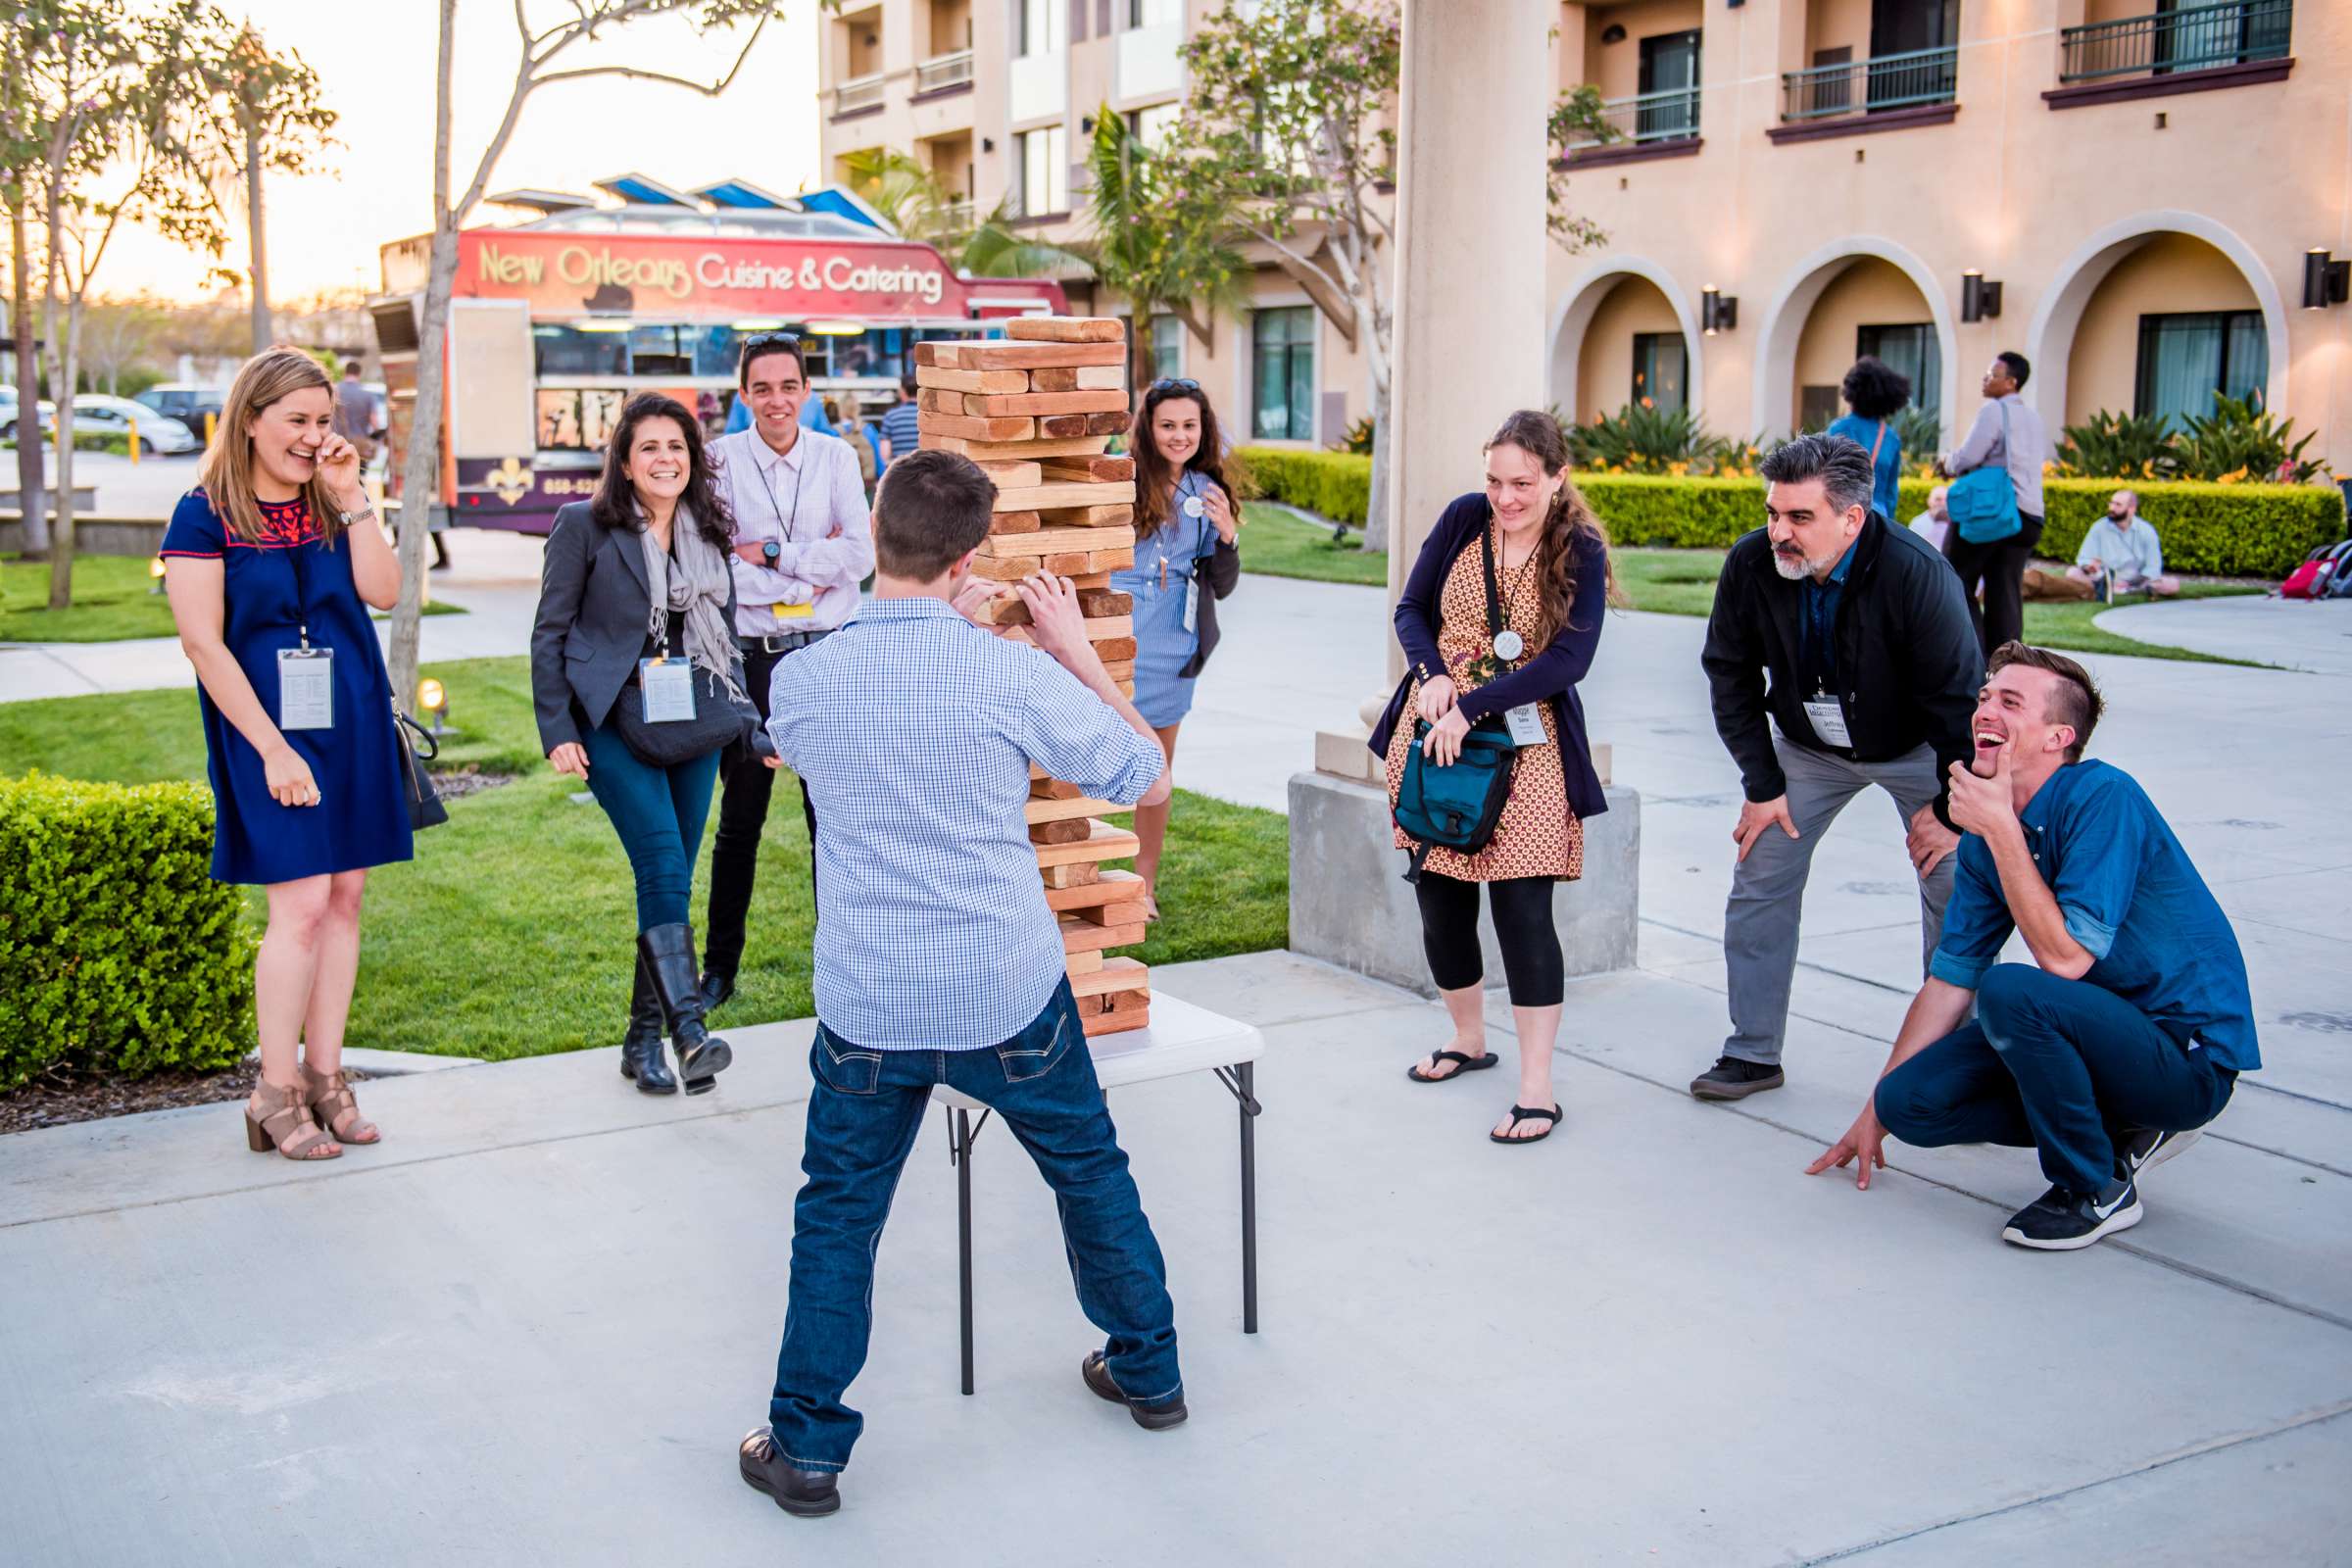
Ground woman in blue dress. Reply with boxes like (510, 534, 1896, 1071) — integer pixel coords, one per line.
(1826, 354, 1913, 522)
(162, 347, 412, 1161)
(1112, 378, 1242, 920)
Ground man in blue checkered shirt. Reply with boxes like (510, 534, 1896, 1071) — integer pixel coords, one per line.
(737, 449, 1185, 1520)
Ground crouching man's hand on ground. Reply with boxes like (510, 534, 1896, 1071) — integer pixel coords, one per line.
(1807, 1103, 1887, 1190)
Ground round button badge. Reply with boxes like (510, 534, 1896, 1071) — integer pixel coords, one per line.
(1493, 629, 1525, 662)
(1182, 495, 1205, 519)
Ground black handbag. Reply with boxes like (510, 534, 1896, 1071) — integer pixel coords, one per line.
(611, 661, 763, 768)
(394, 708, 448, 830)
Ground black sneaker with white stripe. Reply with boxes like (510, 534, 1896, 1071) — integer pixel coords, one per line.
(2000, 1177, 2143, 1250)
(2120, 1125, 2202, 1180)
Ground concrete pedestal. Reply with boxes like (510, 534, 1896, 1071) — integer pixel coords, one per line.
(1287, 771, 1641, 996)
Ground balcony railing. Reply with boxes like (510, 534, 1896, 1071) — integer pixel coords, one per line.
(2058, 0, 2291, 84)
(933, 197, 975, 230)
(915, 48, 974, 93)
(1566, 86, 1702, 148)
(1782, 44, 1957, 122)
(834, 72, 886, 115)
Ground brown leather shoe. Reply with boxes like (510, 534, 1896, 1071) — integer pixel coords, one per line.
(1082, 1350, 1188, 1431)
(738, 1426, 841, 1517)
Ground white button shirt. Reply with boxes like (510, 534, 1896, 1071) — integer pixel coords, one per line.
(709, 425, 874, 636)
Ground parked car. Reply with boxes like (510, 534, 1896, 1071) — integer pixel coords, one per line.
(136, 382, 229, 433)
(0, 389, 58, 443)
(69, 394, 202, 455)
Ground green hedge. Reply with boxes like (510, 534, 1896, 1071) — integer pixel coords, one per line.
(1237, 447, 1371, 528)
(1577, 473, 2342, 579)
(0, 774, 253, 1090)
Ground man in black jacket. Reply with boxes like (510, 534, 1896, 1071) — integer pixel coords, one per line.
(1691, 433, 1981, 1100)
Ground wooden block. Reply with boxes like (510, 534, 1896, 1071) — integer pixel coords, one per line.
(1069, 956, 1150, 998)
(918, 412, 1035, 442)
(1060, 915, 1148, 954)
(980, 559, 1115, 584)
(1103, 984, 1150, 1014)
(916, 366, 1032, 393)
(1094, 636, 1139, 662)
(1043, 868, 1145, 912)
(915, 387, 966, 415)
(978, 524, 1135, 557)
(968, 592, 1030, 627)
(1067, 571, 1113, 590)
(989, 510, 1042, 534)
(1081, 1004, 1149, 1038)
(1026, 368, 1078, 392)
(1088, 411, 1131, 435)
(1005, 316, 1125, 343)
(975, 461, 1043, 489)
(1077, 588, 1132, 615)
(1064, 949, 1105, 976)
(940, 342, 1126, 371)
(1081, 614, 1134, 639)
(1029, 816, 1093, 845)
(1099, 659, 1135, 680)
(1084, 548, 1135, 572)
(1034, 820, 1141, 868)
(1074, 889, 1150, 925)
(970, 557, 1028, 582)
(1039, 456, 1136, 482)
(1041, 859, 1102, 889)
(1032, 776, 1087, 800)
(1038, 504, 1135, 529)
(961, 390, 1130, 416)
(993, 481, 1138, 512)
(1116, 679, 1135, 698)
(1074, 364, 1126, 390)
(1025, 793, 1128, 825)
(920, 433, 1112, 462)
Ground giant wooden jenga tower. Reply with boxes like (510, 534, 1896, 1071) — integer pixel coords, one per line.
(913, 317, 1151, 1038)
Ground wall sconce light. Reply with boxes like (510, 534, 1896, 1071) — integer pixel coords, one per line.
(1961, 270, 2003, 322)
(1080, 115, 1096, 133)
(1600, 23, 1628, 43)
(981, 137, 995, 153)
(1701, 286, 1737, 335)
(2303, 249, 2349, 310)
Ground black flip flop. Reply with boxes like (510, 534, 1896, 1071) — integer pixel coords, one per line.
(1407, 1049, 1499, 1084)
(1490, 1104, 1561, 1145)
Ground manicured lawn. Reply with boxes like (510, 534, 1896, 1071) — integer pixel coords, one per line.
(0, 656, 1290, 1060)
(1, 554, 460, 643)
(1237, 502, 1387, 586)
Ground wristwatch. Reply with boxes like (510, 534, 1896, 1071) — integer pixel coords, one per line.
(338, 502, 376, 528)
(761, 539, 781, 564)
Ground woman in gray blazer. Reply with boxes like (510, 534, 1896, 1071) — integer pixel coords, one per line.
(532, 392, 750, 1096)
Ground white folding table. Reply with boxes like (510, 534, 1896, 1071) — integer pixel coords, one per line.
(931, 994, 1266, 1396)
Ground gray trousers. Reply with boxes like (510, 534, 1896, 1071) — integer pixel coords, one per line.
(1723, 736, 1955, 1065)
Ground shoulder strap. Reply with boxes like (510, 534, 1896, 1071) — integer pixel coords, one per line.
(1868, 420, 1887, 466)
(1479, 516, 1503, 636)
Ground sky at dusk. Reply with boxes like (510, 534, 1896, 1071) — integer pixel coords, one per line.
(100, 1, 825, 302)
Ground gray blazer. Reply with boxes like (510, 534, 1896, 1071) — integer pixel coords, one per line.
(530, 501, 738, 754)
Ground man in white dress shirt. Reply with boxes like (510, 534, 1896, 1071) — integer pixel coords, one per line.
(701, 333, 876, 1008)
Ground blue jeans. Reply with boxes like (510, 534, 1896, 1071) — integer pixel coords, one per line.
(1875, 963, 2235, 1194)
(768, 980, 1181, 1471)
(579, 718, 721, 931)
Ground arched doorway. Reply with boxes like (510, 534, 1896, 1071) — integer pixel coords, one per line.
(1548, 260, 1704, 424)
(2028, 214, 2288, 435)
(1755, 238, 1957, 444)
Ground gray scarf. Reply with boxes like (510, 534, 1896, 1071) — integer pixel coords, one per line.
(639, 502, 748, 706)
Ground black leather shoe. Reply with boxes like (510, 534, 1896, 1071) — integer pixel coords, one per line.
(738, 1426, 840, 1517)
(1689, 1055, 1786, 1101)
(700, 968, 737, 1012)
(1083, 1350, 1188, 1431)
(619, 956, 676, 1095)
(639, 923, 733, 1095)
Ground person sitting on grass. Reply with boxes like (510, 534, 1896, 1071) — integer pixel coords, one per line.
(1809, 643, 2256, 1250)
(2067, 489, 2180, 600)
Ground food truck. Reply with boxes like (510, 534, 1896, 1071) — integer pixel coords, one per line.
(371, 174, 1070, 533)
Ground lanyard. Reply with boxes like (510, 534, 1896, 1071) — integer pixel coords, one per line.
(1479, 521, 1535, 645)
(286, 522, 314, 650)
(755, 442, 808, 546)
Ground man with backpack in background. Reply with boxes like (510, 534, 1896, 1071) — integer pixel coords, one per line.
(1940, 352, 2053, 655)
(1691, 433, 1983, 1103)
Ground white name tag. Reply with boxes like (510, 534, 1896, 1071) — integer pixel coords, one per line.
(1803, 693, 1852, 749)
(1182, 573, 1200, 635)
(276, 647, 335, 730)
(638, 657, 698, 722)
(1503, 702, 1548, 747)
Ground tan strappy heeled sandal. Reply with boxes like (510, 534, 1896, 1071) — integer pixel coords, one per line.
(302, 1063, 380, 1146)
(244, 1078, 340, 1160)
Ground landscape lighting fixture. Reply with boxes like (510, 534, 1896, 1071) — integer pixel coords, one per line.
(1701, 286, 1737, 335)
(2303, 249, 2349, 310)
(1961, 270, 2003, 322)
(417, 677, 449, 737)
(148, 555, 166, 594)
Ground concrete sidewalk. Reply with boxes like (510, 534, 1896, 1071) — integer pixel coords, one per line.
(2, 949, 2345, 1565)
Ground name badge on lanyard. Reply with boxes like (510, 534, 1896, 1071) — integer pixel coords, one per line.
(277, 648, 335, 730)
(1502, 702, 1547, 747)
(1804, 686, 1853, 749)
(1182, 571, 1200, 635)
(638, 656, 698, 721)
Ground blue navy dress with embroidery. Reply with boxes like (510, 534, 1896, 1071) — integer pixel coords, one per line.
(161, 488, 414, 885)
(1111, 469, 1220, 728)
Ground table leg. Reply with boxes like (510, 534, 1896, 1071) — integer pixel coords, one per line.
(1238, 1060, 1257, 1335)
(956, 1107, 975, 1396)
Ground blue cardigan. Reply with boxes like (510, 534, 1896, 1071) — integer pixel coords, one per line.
(1368, 492, 1611, 821)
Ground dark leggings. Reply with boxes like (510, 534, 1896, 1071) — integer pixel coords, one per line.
(1945, 512, 2044, 657)
(1414, 871, 1564, 1007)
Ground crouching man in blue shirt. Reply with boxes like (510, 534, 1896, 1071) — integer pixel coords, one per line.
(1808, 642, 2256, 1250)
(737, 449, 1182, 1518)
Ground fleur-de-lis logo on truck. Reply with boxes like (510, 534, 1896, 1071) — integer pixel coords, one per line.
(486, 457, 533, 506)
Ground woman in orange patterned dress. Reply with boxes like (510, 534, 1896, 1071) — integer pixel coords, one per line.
(1370, 411, 1618, 1144)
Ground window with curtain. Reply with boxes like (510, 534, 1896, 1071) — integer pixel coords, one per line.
(1150, 315, 1184, 378)
(1250, 307, 1315, 441)
(2135, 311, 2267, 428)
(1127, 101, 1179, 148)
(1631, 332, 1687, 412)
(1129, 0, 1180, 24)
(1854, 322, 1940, 416)
(1017, 0, 1060, 55)
(1015, 125, 1068, 217)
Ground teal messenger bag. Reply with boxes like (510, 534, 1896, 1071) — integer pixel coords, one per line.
(1947, 399, 2023, 545)
(1394, 717, 1517, 882)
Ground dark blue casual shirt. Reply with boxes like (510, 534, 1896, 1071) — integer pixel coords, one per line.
(1928, 759, 2259, 1072)
(879, 401, 921, 467)
(1798, 536, 1859, 694)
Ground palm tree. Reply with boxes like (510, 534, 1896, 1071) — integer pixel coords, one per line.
(836, 149, 1090, 283)
(1076, 112, 1248, 389)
